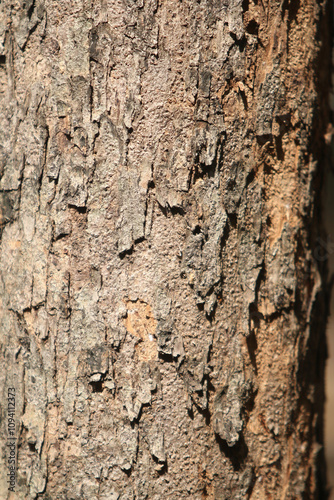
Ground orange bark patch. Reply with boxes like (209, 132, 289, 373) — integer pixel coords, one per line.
(7, 240, 21, 249)
(123, 299, 158, 362)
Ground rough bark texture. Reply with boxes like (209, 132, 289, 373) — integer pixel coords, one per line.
(0, 0, 331, 498)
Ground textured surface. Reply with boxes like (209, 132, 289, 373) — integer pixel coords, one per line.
(0, 0, 331, 498)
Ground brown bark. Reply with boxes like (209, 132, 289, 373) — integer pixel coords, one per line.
(0, 0, 332, 498)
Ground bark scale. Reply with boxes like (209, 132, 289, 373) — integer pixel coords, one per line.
(0, 0, 331, 498)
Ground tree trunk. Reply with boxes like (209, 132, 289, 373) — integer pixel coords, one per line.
(0, 0, 331, 498)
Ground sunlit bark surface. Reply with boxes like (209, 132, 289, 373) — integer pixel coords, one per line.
(0, 0, 331, 498)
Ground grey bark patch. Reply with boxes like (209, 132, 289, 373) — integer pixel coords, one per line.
(117, 170, 146, 254)
(148, 424, 166, 468)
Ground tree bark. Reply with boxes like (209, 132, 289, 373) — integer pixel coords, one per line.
(0, 0, 331, 498)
